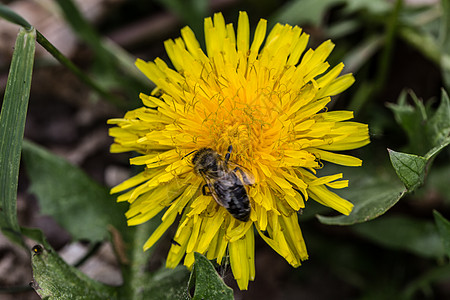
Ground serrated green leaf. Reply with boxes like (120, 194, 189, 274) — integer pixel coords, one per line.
(0, 27, 35, 246)
(31, 245, 117, 299)
(387, 89, 450, 157)
(387, 90, 450, 192)
(189, 253, 233, 300)
(352, 215, 444, 258)
(433, 210, 450, 258)
(427, 89, 450, 146)
(22, 140, 127, 242)
(386, 90, 431, 155)
(388, 149, 427, 191)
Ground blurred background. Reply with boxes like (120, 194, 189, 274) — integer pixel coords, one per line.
(1, 0, 449, 299)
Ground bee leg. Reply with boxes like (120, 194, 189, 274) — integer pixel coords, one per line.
(233, 167, 254, 185)
(170, 238, 181, 246)
(182, 149, 197, 160)
(224, 145, 233, 164)
(202, 184, 211, 195)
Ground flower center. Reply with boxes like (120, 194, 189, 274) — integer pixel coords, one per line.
(201, 93, 285, 165)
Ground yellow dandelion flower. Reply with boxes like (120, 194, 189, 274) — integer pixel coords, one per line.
(108, 11, 370, 290)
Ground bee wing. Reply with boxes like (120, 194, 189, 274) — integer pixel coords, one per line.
(202, 175, 229, 208)
(227, 162, 255, 185)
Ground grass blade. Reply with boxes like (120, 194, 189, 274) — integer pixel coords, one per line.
(0, 27, 36, 246)
(0, 3, 32, 29)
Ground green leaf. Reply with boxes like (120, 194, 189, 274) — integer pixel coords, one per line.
(427, 89, 450, 147)
(433, 210, 450, 258)
(317, 180, 406, 226)
(386, 90, 431, 155)
(317, 167, 406, 225)
(138, 266, 191, 300)
(0, 27, 35, 246)
(387, 90, 450, 191)
(31, 245, 117, 300)
(388, 149, 427, 191)
(352, 215, 444, 258)
(189, 253, 233, 300)
(424, 135, 450, 161)
(22, 140, 127, 242)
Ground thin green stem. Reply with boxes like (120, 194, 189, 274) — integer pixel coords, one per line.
(0, 4, 126, 109)
(35, 31, 126, 109)
(118, 217, 161, 300)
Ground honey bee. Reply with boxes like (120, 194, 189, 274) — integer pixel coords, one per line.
(190, 145, 254, 222)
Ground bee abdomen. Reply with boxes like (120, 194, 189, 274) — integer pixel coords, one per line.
(215, 182, 250, 222)
(228, 198, 250, 222)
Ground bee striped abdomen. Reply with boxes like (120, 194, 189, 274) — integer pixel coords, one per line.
(212, 173, 250, 222)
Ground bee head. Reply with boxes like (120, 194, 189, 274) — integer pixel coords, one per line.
(191, 148, 219, 174)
